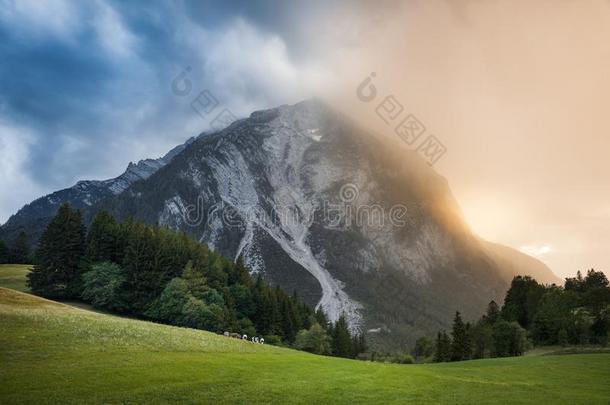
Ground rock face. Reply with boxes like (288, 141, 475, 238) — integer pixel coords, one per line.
(1, 99, 560, 349)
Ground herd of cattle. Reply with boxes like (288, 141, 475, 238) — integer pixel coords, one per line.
(222, 331, 265, 344)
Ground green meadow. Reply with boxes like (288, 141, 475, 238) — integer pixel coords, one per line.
(1, 264, 609, 404)
(0, 264, 31, 292)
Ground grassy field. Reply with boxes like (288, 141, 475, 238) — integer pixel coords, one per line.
(0, 264, 31, 292)
(1, 266, 609, 404)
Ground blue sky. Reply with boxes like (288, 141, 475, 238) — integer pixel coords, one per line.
(0, 0, 351, 223)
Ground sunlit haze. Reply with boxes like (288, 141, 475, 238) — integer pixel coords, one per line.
(318, 0, 610, 279)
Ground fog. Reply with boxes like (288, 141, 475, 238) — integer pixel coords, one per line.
(306, 0, 610, 278)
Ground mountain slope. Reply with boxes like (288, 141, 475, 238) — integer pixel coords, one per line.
(481, 240, 562, 285)
(0, 135, 199, 245)
(94, 99, 558, 347)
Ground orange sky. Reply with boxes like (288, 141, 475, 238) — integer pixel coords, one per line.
(315, 0, 610, 278)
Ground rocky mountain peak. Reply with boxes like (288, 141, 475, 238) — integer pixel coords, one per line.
(0, 100, 560, 348)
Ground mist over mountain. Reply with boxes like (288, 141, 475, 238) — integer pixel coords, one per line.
(0, 99, 559, 349)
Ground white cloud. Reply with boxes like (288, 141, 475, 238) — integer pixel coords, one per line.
(0, 121, 44, 224)
(520, 244, 553, 257)
(0, 0, 81, 41)
(0, 0, 137, 57)
(193, 18, 331, 114)
(92, 0, 137, 58)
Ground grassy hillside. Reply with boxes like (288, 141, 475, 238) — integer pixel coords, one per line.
(1, 286, 609, 404)
(0, 264, 31, 292)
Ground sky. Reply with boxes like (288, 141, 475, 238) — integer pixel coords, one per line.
(0, 0, 609, 278)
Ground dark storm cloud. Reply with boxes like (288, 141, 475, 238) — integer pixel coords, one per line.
(0, 2, 263, 189)
(0, 0, 364, 223)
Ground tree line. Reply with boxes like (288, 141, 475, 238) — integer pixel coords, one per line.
(0, 231, 31, 264)
(25, 203, 366, 359)
(426, 270, 610, 363)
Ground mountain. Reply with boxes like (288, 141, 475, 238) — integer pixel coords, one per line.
(0, 135, 200, 245)
(0, 99, 559, 349)
(482, 241, 561, 285)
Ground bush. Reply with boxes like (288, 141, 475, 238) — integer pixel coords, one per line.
(81, 262, 127, 312)
(181, 296, 209, 329)
(294, 323, 331, 355)
(146, 278, 191, 324)
(492, 320, 528, 357)
(263, 335, 283, 346)
(412, 336, 434, 359)
(238, 317, 257, 337)
(199, 303, 224, 331)
(202, 288, 224, 307)
(394, 353, 415, 364)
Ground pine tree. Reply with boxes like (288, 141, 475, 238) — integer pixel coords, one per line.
(484, 300, 500, 324)
(232, 256, 252, 287)
(450, 311, 469, 361)
(86, 210, 120, 263)
(0, 239, 8, 264)
(10, 231, 30, 264)
(358, 333, 368, 355)
(27, 204, 86, 298)
(252, 277, 278, 335)
(471, 321, 493, 359)
(331, 314, 352, 358)
(441, 332, 451, 361)
(279, 293, 298, 342)
(222, 304, 239, 332)
(501, 275, 545, 328)
(351, 333, 368, 358)
(464, 321, 473, 359)
(434, 332, 443, 362)
(182, 261, 207, 299)
(289, 291, 304, 328)
(315, 308, 328, 329)
(122, 223, 164, 311)
(434, 331, 452, 362)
